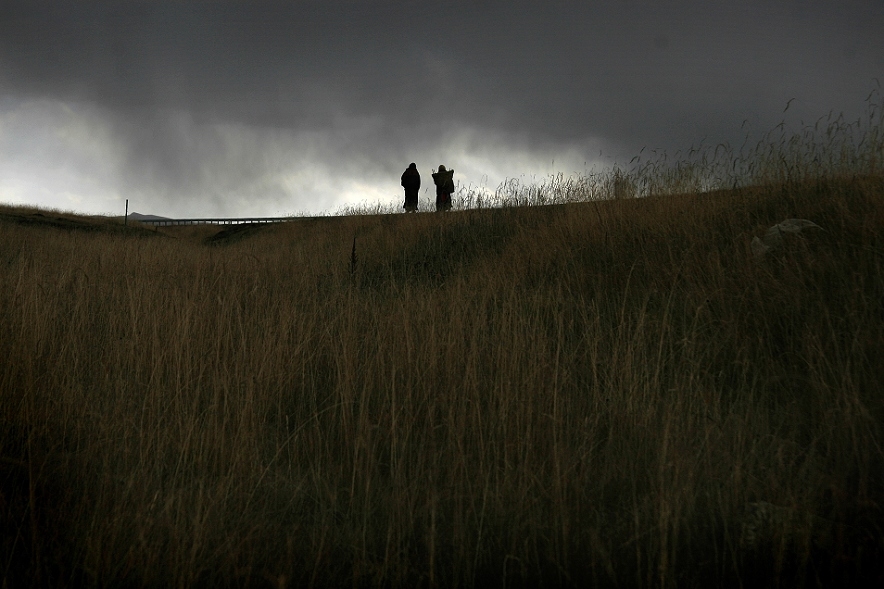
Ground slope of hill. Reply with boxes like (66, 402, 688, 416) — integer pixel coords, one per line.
(0, 206, 159, 236)
(1, 173, 882, 587)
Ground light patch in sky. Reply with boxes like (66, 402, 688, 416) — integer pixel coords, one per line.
(0, 99, 124, 213)
(0, 98, 613, 218)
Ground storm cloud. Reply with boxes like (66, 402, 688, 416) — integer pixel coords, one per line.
(1, 0, 882, 216)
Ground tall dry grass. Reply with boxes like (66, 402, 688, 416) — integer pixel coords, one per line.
(2, 98, 884, 587)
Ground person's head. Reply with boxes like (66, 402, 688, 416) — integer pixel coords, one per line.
(409, 163, 416, 170)
(438, 165, 446, 172)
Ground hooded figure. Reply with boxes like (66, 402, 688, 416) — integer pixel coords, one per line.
(432, 165, 455, 211)
(401, 163, 421, 212)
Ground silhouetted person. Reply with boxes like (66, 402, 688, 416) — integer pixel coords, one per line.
(432, 165, 454, 211)
(401, 163, 421, 212)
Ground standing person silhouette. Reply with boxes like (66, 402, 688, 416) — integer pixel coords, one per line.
(401, 163, 421, 212)
(432, 165, 454, 211)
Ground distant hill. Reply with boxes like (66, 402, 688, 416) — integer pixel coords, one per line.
(127, 212, 169, 222)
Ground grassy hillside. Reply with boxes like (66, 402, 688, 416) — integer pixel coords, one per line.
(2, 111, 883, 587)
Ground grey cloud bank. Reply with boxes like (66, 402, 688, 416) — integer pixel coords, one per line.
(1, 0, 882, 216)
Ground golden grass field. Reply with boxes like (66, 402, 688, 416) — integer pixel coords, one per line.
(2, 107, 883, 587)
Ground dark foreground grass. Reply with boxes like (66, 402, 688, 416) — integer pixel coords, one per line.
(2, 100, 884, 587)
(2, 174, 883, 588)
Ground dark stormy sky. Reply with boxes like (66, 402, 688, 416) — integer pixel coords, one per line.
(1, 1, 882, 217)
